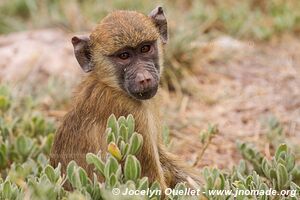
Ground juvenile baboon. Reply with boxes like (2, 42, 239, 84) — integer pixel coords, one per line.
(50, 6, 200, 190)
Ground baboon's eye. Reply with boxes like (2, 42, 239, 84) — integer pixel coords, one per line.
(119, 52, 130, 60)
(141, 45, 151, 53)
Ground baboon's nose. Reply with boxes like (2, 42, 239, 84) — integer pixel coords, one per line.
(135, 71, 153, 90)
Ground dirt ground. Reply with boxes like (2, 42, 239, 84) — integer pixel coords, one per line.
(1, 30, 300, 171)
(164, 35, 300, 170)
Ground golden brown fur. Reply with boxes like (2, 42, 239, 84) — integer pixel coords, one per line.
(91, 11, 159, 55)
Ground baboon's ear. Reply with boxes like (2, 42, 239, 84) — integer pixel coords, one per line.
(149, 6, 168, 44)
(71, 36, 93, 72)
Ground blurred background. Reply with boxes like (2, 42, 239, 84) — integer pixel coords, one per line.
(1, 0, 300, 169)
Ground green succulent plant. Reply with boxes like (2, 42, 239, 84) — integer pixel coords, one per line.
(0, 84, 300, 200)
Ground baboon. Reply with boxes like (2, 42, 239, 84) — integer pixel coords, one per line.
(50, 6, 200, 190)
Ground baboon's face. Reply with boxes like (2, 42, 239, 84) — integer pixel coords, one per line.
(108, 41, 160, 100)
(72, 8, 168, 101)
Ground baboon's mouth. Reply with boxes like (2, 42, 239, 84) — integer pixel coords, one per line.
(130, 86, 158, 100)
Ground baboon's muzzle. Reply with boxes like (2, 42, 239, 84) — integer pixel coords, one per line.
(127, 69, 159, 100)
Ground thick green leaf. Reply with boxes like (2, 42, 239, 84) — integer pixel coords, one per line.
(126, 114, 135, 138)
(104, 156, 119, 180)
(276, 163, 289, 190)
(106, 128, 116, 144)
(129, 132, 143, 155)
(137, 177, 149, 191)
(124, 155, 141, 182)
(86, 153, 105, 176)
(16, 135, 33, 157)
(117, 116, 127, 126)
(275, 144, 287, 161)
(66, 161, 83, 189)
(107, 114, 119, 139)
(44, 165, 58, 183)
(78, 167, 89, 187)
(3, 181, 12, 199)
(108, 174, 118, 188)
(119, 124, 129, 143)
(149, 181, 161, 199)
(0, 148, 7, 168)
